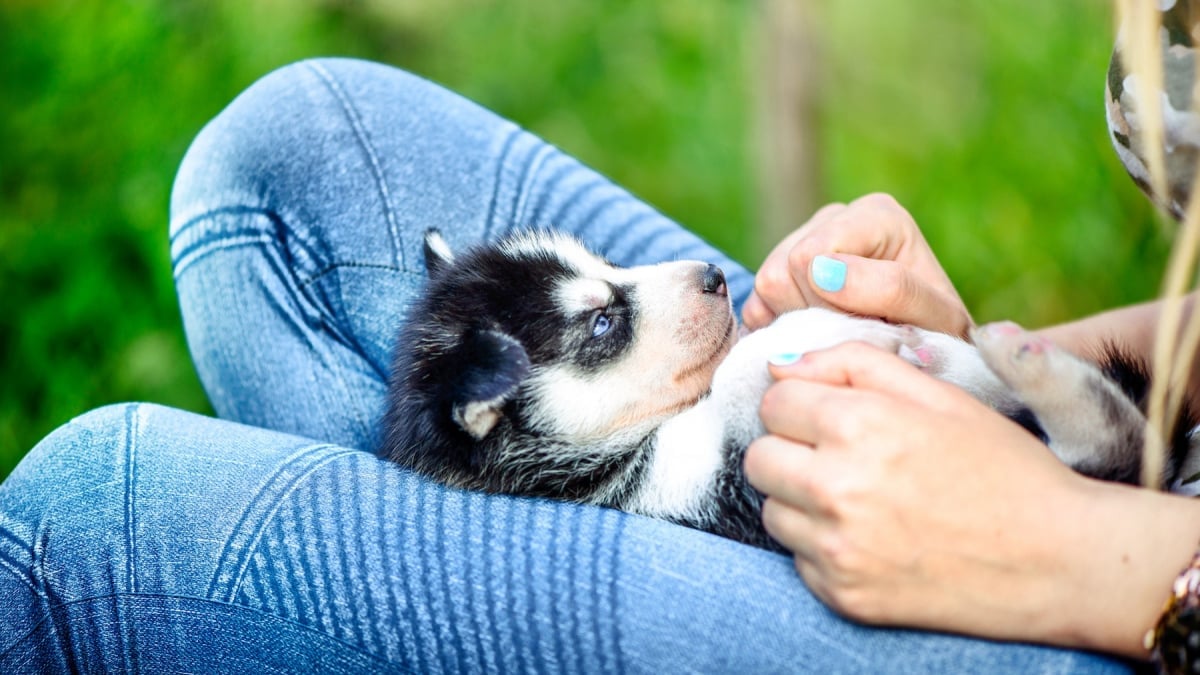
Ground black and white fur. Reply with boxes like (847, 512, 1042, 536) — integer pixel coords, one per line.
(380, 230, 1199, 552)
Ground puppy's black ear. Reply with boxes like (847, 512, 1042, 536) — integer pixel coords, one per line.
(450, 329, 530, 440)
(424, 229, 455, 277)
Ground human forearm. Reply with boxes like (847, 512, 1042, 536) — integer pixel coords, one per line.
(1035, 292, 1200, 408)
(1049, 479, 1200, 657)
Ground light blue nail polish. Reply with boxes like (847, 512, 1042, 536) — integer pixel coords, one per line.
(769, 352, 803, 366)
(811, 255, 846, 292)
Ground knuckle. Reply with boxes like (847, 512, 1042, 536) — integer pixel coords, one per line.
(797, 470, 831, 508)
(874, 266, 920, 315)
(795, 557, 882, 624)
(826, 411, 861, 443)
(808, 548, 884, 623)
(759, 496, 790, 534)
(785, 242, 813, 277)
(805, 393, 838, 425)
(810, 201, 848, 221)
(759, 381, 795, 423)
(742, 437, 773, 481)
(821, 469, 864, 510)
(838, 397, 888, 443)
(827, 586, 883, 624)
(754, 264, 793, 303)
(815, 531, 850, 568)
(857, 192, 902, 213)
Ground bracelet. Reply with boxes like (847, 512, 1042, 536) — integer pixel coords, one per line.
(1147, 548, 1200, 674)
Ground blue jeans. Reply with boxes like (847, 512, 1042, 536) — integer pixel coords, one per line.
(0, 59, 1127, 673)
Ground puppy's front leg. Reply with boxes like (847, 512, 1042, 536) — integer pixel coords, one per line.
(971, 322, 1150, 484)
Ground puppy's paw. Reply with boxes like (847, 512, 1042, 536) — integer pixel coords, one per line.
(970, 321, 1063, 388)
(972, 320, 1147, 473)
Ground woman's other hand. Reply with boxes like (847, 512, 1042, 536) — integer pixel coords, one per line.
(744, 341, 1200, 657)
(742, 193, 971, 338)
(745, 342, 1096, 644)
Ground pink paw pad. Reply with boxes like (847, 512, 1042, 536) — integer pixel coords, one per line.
(985, 321, 1023, 337)
(1017, 336, 1052, 356)
(913, 346, 933, 365)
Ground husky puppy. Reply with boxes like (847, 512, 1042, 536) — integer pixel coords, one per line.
(380, 230, 1197, 551)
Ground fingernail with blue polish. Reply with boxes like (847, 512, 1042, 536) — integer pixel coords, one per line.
(812, 255, 846, 292)
(769, 352, 803, 366)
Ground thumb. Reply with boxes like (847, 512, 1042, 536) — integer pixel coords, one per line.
(808, 254, 971, 338)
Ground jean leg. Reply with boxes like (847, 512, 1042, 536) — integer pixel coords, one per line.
(170, 58, 753, 451)
(0, 405, 1129, 673)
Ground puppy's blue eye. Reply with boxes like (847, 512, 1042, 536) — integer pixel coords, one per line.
(591, 311, 612, 338)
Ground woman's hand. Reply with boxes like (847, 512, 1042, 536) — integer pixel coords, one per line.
(743, 193, 971, 338)
(741, 341, 1191, 653)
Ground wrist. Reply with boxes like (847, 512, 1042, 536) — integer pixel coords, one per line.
(1049, 478, 1200, 658)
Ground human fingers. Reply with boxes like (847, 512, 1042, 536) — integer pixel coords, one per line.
(805, 254, 972, 338)
(762, 343, 956, 431)
(781, 195, 970, 337)
(759, 496, 821, 561)
(743, 434, 824, 512)
(745, 202, 848, 329)
(768, 341, 961, 400)
(755, 375, 860, 449)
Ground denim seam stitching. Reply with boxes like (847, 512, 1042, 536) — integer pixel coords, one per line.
(299, 261, 411, 290)
(511, 143, 555, 230)
(542, 175, 607, 228)
(306, 61, 405, 270)
(0, 551, 37, 597)
(170, 205, 283, 245)
(482, 128, 522, 241)
(609, 515, 625, 675)
(123, 404, 139, 596)
(596, 209, 659, 257)
(120, 404, 139, 674)
(207, 446, 359, 603)
(523, 158, 577, 223)
(170, 207, 328, 289)
(172, 213, 363, 361)
(171, 205, 327, 274)
(566, 192, 626, 238)
(30, 529, 80, 672)
(0, 527, 37, 596)
(0, 591, 404, 670)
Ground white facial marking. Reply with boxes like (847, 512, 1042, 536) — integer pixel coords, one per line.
(519, 250, 736, 445)
(555, 277, 613, 316)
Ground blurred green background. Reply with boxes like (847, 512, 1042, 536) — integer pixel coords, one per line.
(0, 0, 1168, 479)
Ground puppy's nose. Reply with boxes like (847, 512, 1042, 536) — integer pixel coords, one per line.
(701, 264, 727, 296)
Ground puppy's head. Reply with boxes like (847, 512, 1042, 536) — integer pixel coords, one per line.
(382, 229, 736, 497)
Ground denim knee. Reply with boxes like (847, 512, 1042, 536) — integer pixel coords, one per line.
(0, 404, 143, 660)
(4, 401, 143, 526)
(3, 402, 151, 594)
(169, 57, 448, 278)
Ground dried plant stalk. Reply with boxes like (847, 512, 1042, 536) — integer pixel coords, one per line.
(1116, 0, 1200, 488)
(1145, 172, 1200, 488)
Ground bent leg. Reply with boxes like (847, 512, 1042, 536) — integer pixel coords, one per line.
(170, 58, 753, 450)
(0, 405, 1128, 673)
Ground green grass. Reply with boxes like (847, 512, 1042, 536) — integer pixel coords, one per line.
(0, 0, 1170, 479)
